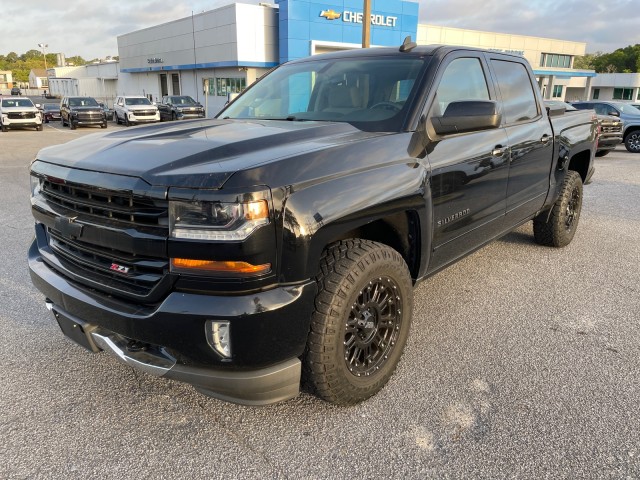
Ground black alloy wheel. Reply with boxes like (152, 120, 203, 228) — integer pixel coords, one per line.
(625, 131, 640, 153)
(303, 239, 413, 405)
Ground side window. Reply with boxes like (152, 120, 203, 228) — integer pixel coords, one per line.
(491, 60, 539, 124)
(431, 57, 490, 116)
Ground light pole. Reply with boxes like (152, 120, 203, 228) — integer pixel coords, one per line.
(38, 43, 48, 71)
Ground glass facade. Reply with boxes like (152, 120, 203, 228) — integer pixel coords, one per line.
(207, 77, 247, 96)
(540, 53, 572, 68)
(613, 88, 633, 100)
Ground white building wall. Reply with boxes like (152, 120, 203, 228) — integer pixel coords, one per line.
(417, 25, 586, 68)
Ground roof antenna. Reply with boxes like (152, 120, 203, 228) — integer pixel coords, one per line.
(399, 36, 417, 52)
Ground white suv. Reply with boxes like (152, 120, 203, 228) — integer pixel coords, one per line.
(113, 96, 160, 126)
(0, 97, 43, 131)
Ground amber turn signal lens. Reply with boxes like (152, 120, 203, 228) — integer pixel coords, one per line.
(171, 258, 271, 275)
(244, 200, 269, 221)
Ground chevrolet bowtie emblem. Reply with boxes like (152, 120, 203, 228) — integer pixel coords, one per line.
(320, 9, 341, 20)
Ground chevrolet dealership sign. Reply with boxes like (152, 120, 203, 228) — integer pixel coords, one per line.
(320, 9, 398, 27)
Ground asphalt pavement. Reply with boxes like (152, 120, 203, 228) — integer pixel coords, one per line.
(1, 126, 639, 479)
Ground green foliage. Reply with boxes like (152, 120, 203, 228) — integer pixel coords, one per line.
(0, 50, 88, 82)
(576, 44, 640, 73)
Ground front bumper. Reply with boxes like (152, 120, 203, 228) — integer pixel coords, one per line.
(3, 118, 42, 127)
(597, 135, 623, 151)
(29, 238, 316, 405)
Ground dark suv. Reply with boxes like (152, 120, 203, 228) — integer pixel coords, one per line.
(11, 87, 21, 95)
(60, 96, 107, 130)
(572, 101, 640, 153)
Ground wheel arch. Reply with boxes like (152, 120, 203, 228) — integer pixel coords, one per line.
(567, 149, 591, 183)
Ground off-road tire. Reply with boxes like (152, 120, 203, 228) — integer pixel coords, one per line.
(533, 170, 583, 247)
(303, 239, 413, 405)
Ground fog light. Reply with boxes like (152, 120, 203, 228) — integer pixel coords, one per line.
(205, 320, 231, 358)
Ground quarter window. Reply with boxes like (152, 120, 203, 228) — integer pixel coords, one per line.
(491, 60, 539, 124)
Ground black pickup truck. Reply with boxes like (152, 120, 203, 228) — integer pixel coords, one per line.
(157, 95, 206, 121)
(28, 44, 597, 406)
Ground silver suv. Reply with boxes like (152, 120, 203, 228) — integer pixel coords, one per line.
(113, 96, 160, 126)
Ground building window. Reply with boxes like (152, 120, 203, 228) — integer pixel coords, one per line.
(613, 88, 633, 100)
(208, 77, 246, 96)
(593, 88, 600, 99)
(552, 85, 563, 98)
(541, 53, 572, 69)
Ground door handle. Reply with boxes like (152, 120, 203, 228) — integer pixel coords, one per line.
(541, 134, 551, 144)
(492, 146, 507, 157)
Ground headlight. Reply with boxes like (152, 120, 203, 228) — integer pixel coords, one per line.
(30, 175, 42, 198)
(170, 199, 269, 241)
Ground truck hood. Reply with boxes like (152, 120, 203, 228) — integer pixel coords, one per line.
(36, 119, 383, 188)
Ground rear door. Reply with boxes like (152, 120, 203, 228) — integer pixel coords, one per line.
(425, 52, 510, 271)
(488, 56, 554, 221)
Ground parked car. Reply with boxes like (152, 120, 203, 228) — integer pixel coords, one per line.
(41, 103, 61, 123)
(546, 101, 622, 156)
(158, 95, 205, 121)
(113, 95, 160, 126)
(572, 101, 640, 153)
(60, 96, 107, 130)
(98, 102, 113, 120)
(10, 87, 21, 96)
(0, 97, 43, 131)
(29, 45, 596, 406)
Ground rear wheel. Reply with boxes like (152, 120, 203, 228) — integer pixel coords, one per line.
(303, 240, 413, 405)
(625, 131, 640, 153)
(533, 170, 583, 247)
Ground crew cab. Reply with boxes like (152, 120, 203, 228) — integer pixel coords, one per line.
(113, 95, 160, 126)
(158, 95, 205, 121)
(0, 97, 43, 131)
(28, 44, 596, 406)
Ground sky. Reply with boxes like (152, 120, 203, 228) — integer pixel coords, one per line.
(1, 0, 639, 60)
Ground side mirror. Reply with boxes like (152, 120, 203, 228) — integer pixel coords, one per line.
(431, 100, 501, 136)
(609, 110, 620, 117)
(35, 103, 42, 109)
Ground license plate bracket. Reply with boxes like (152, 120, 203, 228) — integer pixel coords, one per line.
(53, 310, 99, 352)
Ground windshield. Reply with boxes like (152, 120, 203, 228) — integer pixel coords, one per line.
(219, 55, 428, 132)
(170, 96, 196, 105)
(125, 97, 152, 106)
(2, 98, 34, 108)
(615, 103, 640, 115)
(69, 97, 99, 107)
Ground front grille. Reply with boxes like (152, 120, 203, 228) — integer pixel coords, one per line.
(133, 110, 157, 117)
(36, 177, 170, 301)
(77, 111, 102, 121)
(8, 112, 35, 119)
(601, 124, 622, 134)
(49, 230, 167, 297)
(41, 178, 168, 229)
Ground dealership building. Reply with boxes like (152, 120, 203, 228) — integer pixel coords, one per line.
(48, 0, 600, 113)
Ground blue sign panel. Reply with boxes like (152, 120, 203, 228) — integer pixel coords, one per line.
(276, 0, 419, 63)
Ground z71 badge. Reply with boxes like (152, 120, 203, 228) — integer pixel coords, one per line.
(110, 263, 130, 274)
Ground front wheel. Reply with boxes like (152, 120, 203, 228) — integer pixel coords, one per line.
(303, 240, 413, 405)
(625, 131, 640, 153)
(533, 170, 583, 247)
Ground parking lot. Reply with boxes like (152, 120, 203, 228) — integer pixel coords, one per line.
(1, 126, 639, 478)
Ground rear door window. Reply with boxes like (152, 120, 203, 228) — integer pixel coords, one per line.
(491, 60, 539, 124)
